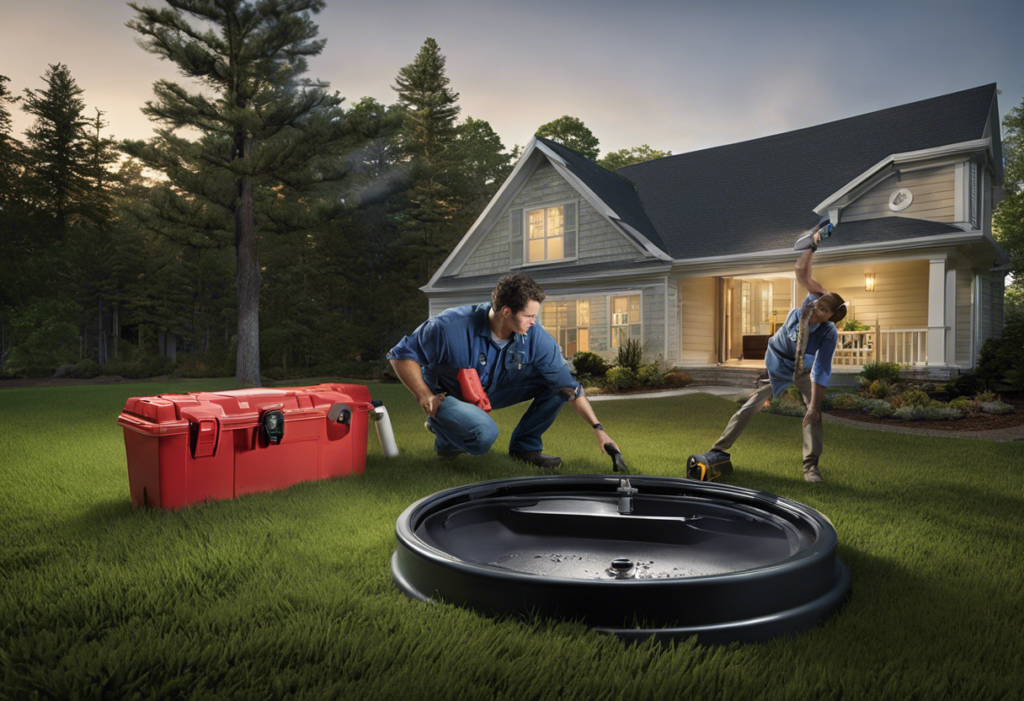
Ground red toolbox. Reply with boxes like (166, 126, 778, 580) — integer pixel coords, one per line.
(117, 383, 374, 509)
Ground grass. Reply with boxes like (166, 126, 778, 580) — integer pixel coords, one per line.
(1, 380, 1023, 700)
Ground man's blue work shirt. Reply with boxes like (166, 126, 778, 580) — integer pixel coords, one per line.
(386, 303, 580, 401)
(765, 293, 838, 396)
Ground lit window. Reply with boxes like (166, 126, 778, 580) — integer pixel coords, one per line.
(526, 205, 567, 263)
(610, 295, 641, 348)
(541, 299, 590, 358)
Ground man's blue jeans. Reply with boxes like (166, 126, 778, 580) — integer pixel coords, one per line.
(426, 384, 566, 454)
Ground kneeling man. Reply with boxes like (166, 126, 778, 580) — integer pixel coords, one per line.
(388, 273, 619, 468)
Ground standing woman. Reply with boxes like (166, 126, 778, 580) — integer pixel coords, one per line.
(705, 224, 847, 482)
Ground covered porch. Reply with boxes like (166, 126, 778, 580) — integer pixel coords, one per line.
(676, 255, 981, 373)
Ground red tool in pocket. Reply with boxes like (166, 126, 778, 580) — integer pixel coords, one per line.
(457, 368, 492, 412)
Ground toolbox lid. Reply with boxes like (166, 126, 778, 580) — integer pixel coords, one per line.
(118, 385, 373, 436)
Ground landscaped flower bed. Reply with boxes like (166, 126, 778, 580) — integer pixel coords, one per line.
(764, 361, 1023, 431)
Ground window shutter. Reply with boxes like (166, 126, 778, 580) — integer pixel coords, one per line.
(509, 208, 523, 268)
(563, 202, 577, 259)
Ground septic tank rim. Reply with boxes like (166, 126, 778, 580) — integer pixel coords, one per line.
(393, 474, 841, 590)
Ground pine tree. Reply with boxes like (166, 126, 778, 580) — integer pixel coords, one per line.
(0, 75, 23, 210)
(392, 38, 461, 249)
(124, 0, 349, 387)
(21, 63, 91, 233)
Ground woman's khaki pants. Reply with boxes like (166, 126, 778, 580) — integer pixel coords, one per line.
(711, 373, 823, 475)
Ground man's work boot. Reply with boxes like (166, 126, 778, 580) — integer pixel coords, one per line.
(509, 450, 562, 469)
(803, 465, 824, 483)
(436, 449, 464, 460)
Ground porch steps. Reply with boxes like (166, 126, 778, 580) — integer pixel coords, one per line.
(674, 366, 766, 389)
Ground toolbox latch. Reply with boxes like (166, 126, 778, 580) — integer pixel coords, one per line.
(189, 418, 219, 458)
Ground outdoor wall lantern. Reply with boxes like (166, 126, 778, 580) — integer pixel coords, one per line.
(865, 273, 875, 292)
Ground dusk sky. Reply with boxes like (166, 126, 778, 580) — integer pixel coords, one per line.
(2, 0, 1023, 158)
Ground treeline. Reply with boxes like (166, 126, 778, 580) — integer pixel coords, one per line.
(0, 18, 521, 382)
(0, 3, 736, 385)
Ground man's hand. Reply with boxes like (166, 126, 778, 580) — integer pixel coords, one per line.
(597, 429, 619, 454)
(803, 407, 821, 428)
(418, 392, 446, 419)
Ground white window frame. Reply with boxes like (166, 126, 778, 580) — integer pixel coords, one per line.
(541, 296, 592, 358)
(522, 199, 579, 267)
(608, 291, 644, 349)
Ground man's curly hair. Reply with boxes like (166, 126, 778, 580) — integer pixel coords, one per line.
(492, 273, 546, 314)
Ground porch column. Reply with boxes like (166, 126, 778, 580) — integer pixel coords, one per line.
(927, 257, 954, 367)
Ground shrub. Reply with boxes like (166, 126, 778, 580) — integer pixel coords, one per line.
(5, 300, 80, 378)
(974, 390, 998, 403)
(866, 380, 890, 399)
(605, 366, 639, 391)
(948, 397, 979, 414)
(945, 372, 984, 399)
(54, 358, 101, 379)
(841, 318, 870, 331)
(637, 363, 664, 387)
(980, 401, 1014, 415)
(571, 351, 609, 378)
(859, 361, 902, 384)
(893, 405, 964, 421)
(766, 398, 806, 417)
(786, 385, 805, 404)
(615, 338, 645, 372)
(662, 372, 692, 388)
(859, 398, 894, 416)
(869, 401, 896, 419)
(828, 393, 863, 410)
(900, 388, 931, 407)
(974, 319, 1024, 391)
(174, 353, 220, 378)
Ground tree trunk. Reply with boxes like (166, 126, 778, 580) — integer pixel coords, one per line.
(235, 134, 261, 387)
(112, 306, 119, 359)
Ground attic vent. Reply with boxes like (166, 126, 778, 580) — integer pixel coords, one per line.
(888, 188, 913, 212)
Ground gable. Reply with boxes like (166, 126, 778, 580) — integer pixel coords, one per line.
(841, 164, 957, 224)
(456, 162, 646, 278)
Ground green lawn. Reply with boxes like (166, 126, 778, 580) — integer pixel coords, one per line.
(2, 380, 1022, 700)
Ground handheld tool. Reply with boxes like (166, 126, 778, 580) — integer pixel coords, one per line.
(604, 443, 629, 474)
(793, 215, 834, 251)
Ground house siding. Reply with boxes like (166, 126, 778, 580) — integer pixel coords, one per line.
(815, 260, 929, 329)
(666, 280, 679, 366)
(677, 276, 716, 365)
(979, 271, 1005, 343)
(643, 287, 665, 363)
(458, 162, 642, 277)
(955, 269, 973, 367)
(842, 165, 956, 223)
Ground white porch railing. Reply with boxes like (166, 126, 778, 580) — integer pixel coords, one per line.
(833, 326, 928, 367)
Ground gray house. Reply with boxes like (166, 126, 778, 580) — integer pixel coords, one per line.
(423, 85, 1008, 380)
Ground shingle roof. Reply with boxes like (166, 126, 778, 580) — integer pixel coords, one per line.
(548, 85, 996, 261)
(535, 136, 668, 254)
(812, 217, 966, 249)
(431, 259, 671, 291)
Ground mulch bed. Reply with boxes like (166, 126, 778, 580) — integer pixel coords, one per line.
(825, 393, 1024, 432)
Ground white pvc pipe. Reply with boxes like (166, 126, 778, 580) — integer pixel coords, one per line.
(372, 405, 399, 458)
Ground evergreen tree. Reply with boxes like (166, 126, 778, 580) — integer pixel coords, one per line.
(392, 38, 461, 248)
(994, 97, 1024, 281)
(124, 0, 349, 387)
(21, 63, 91, 233)
(536, 115, 600, 160)
(0, 74, 23, 210)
